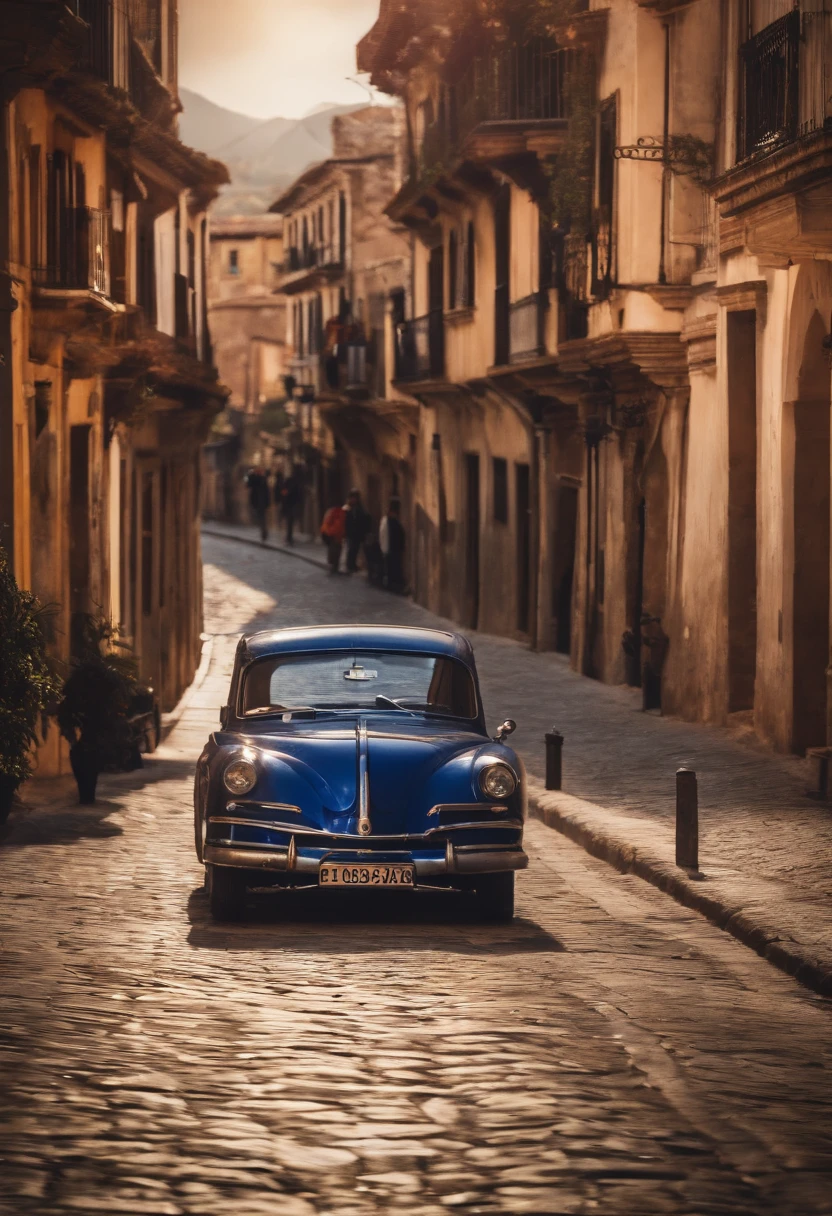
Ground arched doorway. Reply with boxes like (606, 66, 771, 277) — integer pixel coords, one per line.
(792, 310, 831, 755)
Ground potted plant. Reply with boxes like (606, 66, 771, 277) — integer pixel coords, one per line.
(57, 615, 140, 805)
(0, 550, 60, 824)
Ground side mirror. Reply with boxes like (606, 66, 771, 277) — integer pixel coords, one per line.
(219, 706, 230, 729)
(493, 718, 516, 743)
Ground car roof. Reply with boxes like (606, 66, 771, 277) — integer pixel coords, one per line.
(240, 625, 474, 664)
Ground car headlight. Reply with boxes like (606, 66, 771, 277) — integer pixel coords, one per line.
(480, 763, 517, 800)
(223, 758, 257, 795)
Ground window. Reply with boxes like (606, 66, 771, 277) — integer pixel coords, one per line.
(34, 381, 51, 438)
(465, 221, 476, 308)
(242, 650, 478, 719)
(493, 457, 508, 524)
(448, 230, 458, 310)
(228, 248, 239, 275)
(29, 146, 41, 271)
(447, 224, 475, 311)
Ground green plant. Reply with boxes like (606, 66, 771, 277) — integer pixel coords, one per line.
(546, 53, 596, 235)
(57, 615, 139, 773)
(259, 399, 290, 435)
(0, 548, 61, 789)
(474, 0, 584, 39)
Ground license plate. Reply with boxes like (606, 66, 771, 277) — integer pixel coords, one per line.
(319, 863, 415, 887)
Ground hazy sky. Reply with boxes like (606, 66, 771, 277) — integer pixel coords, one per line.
(179, 0, 382, 119)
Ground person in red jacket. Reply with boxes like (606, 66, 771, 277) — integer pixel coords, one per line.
(320, 503, 346, 574)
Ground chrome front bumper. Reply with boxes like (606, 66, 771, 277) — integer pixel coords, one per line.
(203, 842, 529, 877)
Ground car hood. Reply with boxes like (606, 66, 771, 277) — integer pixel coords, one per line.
(214, 716, 510, 836)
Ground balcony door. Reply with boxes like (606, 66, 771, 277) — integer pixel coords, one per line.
(494, 184, 510, 367)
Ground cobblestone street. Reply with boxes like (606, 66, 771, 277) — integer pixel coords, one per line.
(2, 534, 832, 1214)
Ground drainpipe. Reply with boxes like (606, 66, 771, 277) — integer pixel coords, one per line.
(658, 21, 671, 285)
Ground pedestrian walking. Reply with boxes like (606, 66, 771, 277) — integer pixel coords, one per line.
(245, 467, 270, 542)
(320, 502, 346, 574)
(281, 466, 303, 546)
(344, 488, 370, 574)
(379, 497, 406, 593)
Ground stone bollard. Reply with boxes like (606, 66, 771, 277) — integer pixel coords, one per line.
(676, 768, 699, 870)
(545, 730, 563, 791)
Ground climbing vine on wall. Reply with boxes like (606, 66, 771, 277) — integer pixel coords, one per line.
(546, 55, 596, 236)
(468, 0, 598, 233)
(471, 0, 584, 39)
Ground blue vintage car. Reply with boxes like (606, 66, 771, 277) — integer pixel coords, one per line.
(194, 625, 527, 922)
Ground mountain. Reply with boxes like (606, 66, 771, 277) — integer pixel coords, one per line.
(178, 89, 365, 216)
(178, 88, 266, 154)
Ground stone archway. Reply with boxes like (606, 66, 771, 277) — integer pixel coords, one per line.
(791, 309, 831, 755)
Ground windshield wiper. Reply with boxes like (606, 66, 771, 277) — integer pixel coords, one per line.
(247, 706, 318, 719)
(375, 695, 417, 715)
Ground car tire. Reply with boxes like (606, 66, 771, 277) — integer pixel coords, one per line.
(207, 864, 247, 922)
(474, 871, 515, 923)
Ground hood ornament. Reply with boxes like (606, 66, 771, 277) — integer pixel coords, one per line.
(357, 719, 372, 836)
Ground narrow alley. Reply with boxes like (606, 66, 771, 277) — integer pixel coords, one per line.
(1, 536, 831, 1215)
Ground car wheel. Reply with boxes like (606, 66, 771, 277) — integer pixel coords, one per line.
(207, 864, 247, 922)
(475, 871, 515, 923)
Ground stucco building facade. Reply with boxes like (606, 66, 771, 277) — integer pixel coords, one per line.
(203, 214, 286, 522)
(353, 0, 832, 762)
(273, 106, 416, 547)
(0, 0, 227, 775)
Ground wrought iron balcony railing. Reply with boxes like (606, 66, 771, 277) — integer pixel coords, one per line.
(34, 207, 111, 297)
(737, 5, 832, 162)
(76, 0, 114, 82)
(283, 244, 341, 274)
(738, 10, 800, 159)
(421, 40, 572, 172)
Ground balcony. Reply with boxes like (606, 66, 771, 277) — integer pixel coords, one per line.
(283, 244, 341, 273)
(395, 314, 445, 383)
(737, 6, 832, 162)
(420, 40, 572, 174)
(34, 207, 112, 302)
(76, 0, 114, 82)
(288, 354, 321, 395)
(280, 243, 343, 294)
(509, 294, 546, 364)
(716, 3, 832, 252)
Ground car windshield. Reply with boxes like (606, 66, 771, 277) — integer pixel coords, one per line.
(242, 650, 478, 719)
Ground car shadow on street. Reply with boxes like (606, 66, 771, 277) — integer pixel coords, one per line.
(185, 886, 566, 955)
